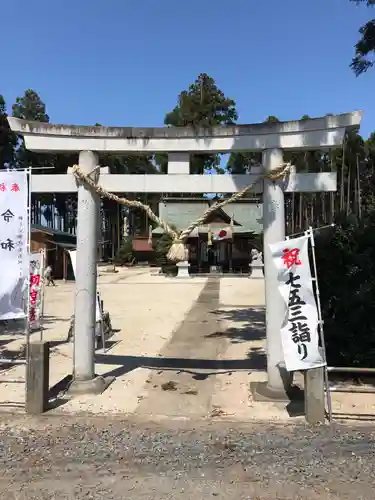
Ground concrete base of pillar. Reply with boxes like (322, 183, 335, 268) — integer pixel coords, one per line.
(304, 367, 325, 424)
(251, 381, 304, 402)
(26, 341, 50, 414)
(176, 261, 190, 278)
(67, 375, 115, 397)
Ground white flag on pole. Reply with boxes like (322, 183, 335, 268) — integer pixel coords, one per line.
(269, 235, 326, 372)
(0, 171, 28, 320)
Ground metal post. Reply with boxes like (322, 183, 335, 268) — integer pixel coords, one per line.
(39, 248, 46, 342)
(252, 148, 292, 400)
(308, 226, 333, 422)
(25, 168, 32, 352)
(68, 151, 113, 395)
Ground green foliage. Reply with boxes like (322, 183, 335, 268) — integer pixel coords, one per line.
(12, 89, 49, 122)
(115, 236, 134, 265)
(12, 89, 53, 174)
(227, 152, 261, 175)
(350, 0, 375, 75)
(316, 210, 375, 367)
(153, 232, 173, 257)
(153, 232, 177, 276)
(160, 73, 238, 175)
(0, 95, 17, 169)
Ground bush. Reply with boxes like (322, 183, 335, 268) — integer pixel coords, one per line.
(315, 212, 375, 367)
(153, 231, 178, 276)
(115, 236, 135, 265)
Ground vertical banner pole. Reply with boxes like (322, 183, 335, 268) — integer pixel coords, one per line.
(39, 248, 46, 342)
(308, 226, 333, 422)
(24, 167, 32, 408)
(25, 168, 32, 354)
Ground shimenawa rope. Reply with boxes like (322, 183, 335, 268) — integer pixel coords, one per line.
(72, 163, 291, 263)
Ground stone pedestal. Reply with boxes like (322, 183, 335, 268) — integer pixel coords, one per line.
(176, 261, 190, 278)
(249, 260, 264, 279)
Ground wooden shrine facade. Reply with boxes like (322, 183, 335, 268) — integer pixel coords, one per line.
(153, 197, 263, 273)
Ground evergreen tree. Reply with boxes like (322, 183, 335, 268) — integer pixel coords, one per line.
(12, 89, 51, 172)
(0, 95, 16, 169)
(350, 0, 375, 75)
(160, 73, 238, 174)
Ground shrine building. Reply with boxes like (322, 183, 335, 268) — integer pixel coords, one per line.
(152, 197, 263, 273)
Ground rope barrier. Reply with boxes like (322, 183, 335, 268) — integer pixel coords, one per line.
(72, 163, 291, 263)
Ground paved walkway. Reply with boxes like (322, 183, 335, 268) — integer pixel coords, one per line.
(136, 277, 226, 418)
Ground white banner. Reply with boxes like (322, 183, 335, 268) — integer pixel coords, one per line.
(269, 235, 325, 372)
(29, 251, 45, 330)
(0, 171, 29, 320)
(68, 250, 101, 322)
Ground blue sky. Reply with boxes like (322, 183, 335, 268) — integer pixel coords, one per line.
(2, 0, 374, 137)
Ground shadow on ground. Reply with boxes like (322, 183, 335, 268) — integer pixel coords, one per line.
(210, 306, 266, 370)
(94, 354, 259, 380)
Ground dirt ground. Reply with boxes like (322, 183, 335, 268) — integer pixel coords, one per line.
(0, 267, 374, 421)
(0, 414, 374, 499)
(0, 268, 374, 498)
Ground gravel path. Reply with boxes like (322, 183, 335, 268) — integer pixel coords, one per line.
(0, 415, 374, 499)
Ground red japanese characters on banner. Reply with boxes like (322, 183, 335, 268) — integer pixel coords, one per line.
(29, 274, 40, 323)
(29, 251, 45, 330)
(0, 183, 20, 193)
(281, 248, 302, 269)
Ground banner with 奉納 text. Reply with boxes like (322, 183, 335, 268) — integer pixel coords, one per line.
(29, 251, 45, 330)
(269, 235, 325, 372)
(0, 171, 29, 320)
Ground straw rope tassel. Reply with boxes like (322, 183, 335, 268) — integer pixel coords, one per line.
(71, 163, 291, 263)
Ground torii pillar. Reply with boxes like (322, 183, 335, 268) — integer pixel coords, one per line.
(7, 112, 363, 398)
(69, 151, 112, 394)
(261, 148, 290, 397)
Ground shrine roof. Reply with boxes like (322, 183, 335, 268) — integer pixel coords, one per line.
(154, 200, 262, 235)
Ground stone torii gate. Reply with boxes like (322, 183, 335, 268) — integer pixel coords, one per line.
(8, 112, 362, 400)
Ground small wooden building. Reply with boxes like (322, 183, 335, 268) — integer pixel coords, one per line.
(31, 224, 76, 280)
(131, 236, 154, 263)
(153, 198, 263, 273)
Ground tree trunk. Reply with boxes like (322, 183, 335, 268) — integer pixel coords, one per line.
(356, 154, 362, 219)
(340, 142, 346, 212)
(346, 163, 351, 215)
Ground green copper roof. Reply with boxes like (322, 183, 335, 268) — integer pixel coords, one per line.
(153, 201, 263, 235)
